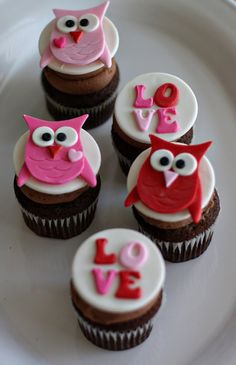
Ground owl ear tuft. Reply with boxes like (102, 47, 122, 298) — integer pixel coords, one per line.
(190, 141, 212, 162)
(91, 1, 110, 19)
(62, 115, 89, 131)
(23, 115, 43, 130)
(149, 134, 170, 151)
(53, 9, 66, 18)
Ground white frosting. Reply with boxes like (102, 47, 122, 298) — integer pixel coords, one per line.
(39, 17, 119, 75)
(127, 148, 215, 223)
(72, 228, 165, 313)
(115, 73, 198, 144)
(13, 129, 101, 195)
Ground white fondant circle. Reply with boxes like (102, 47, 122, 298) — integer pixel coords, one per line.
(72, 228, 165, 313)
(39, 17, 119, 75)
(13, 129, 101, 195)
(115, 73, 198, 144)
(127, 148, 215, 223)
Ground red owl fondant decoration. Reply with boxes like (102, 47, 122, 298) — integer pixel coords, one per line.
(125, 135, 212, 223)
(40, 1, 112, 69)
(17, 115, 96, 188)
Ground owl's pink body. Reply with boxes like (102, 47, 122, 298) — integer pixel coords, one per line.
(40, 2, 112, 68)
(17, 115, 96, 188)
(25, 143, 84, 184)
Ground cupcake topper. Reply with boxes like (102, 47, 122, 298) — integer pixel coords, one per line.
(17, 115, 96, 188)
(125, 135, 212, 223)
(40, 1, 112, 69)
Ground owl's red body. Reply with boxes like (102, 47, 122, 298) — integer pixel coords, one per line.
(125, 135, 211, 224)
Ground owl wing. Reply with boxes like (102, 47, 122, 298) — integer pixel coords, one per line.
(40, 44, 54, 68)
(17, 163, 31, 187)
(99, 43, 112, 68)
(80, 157, 96, 187)
(188, 179, 202, 224)
(125, 186, 139, 207)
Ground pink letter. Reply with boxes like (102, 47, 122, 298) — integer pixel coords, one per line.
(92, 269, 117, 295)
(156, 107, 180, 134)
(119, 241, 149, 269)
(133, 109, 155, 131)
(133, 85, 153, 108)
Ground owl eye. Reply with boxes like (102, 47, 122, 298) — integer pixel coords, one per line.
(55, 127, 78, 147)
(150, 149, 174, 172)
(32, 127, 55, 147)
(78, 14, 99, 32)
(173, 153, 197, 176)
(56, 15, 78, 33)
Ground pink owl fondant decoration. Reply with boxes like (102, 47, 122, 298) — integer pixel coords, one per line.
(40, 1, 112, 69)
(17, 115, 96, 188)
(125, 135, 212, 223)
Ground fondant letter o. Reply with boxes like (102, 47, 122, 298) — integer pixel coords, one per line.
(154, 83, 179, 107)
(119, 241, 148, 269)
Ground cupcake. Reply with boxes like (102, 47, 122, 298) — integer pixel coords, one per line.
(13, 114, 101, 239)
(112, 72, 198, 174)
(71, 228, 165, 350)
(125, 135, 220, 262)
(39, 1, 119, 128)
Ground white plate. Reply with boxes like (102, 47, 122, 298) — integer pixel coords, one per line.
(0, 0, 236, 364)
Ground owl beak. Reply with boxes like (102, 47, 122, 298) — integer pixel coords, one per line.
(163, 170, 178, 188)
(70, 31, 84, 43)
(49, 145, 63, 158)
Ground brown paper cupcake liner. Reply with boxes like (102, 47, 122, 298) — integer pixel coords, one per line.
(76, 310, 153, 351)
(113, 146, 132, 175)
(20, 198, 98, 239)
(138, 224, 215, 262)
(45, 91, 117, 129)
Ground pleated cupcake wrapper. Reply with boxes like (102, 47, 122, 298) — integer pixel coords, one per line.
(113, 145, 132, 176)
(138, 224, 215, 262)
(76, 311, 153, 351)
(20, 198, 98, 239)
(45, 91, 117, 128)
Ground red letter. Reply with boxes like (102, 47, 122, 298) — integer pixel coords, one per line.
(154, 83, 179, 107)
(94, 238, 117, 265)
(115, 271, 142, 299)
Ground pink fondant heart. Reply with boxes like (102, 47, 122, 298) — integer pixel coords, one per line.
(68, 149, 83, 162)
(53, 36, 67, 49)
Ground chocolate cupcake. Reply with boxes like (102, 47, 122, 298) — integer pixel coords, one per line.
(13, 114, 101, 239)
(39, 1, 119, 128)
(125, 135, 220, 262)
(71, 228, 165, 350)
(112, 72, 198, 174)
